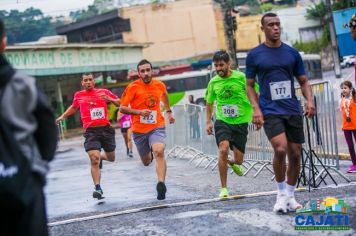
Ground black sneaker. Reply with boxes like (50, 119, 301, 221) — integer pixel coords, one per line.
(93, 189, 104, 199)
(156, 182, 166, 200)
(99, 159, 103, 169)
(128, 150, 133, 158)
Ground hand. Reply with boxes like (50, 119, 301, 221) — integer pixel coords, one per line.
(167, 113, 175, 124)
(56, 116, 64, 125)
(206, 121, 213, 135)
(252, 108, 264, 130)
(139, 109, 152, 116)
(304, 100, 316, 118)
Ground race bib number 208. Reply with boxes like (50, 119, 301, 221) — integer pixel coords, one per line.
(222, 105, 238, 117)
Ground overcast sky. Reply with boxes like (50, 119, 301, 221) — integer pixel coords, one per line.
(1, 0, 95, 16)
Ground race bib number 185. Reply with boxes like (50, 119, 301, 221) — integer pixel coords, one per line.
(90, 107, 105, 120)
(270, 81, 292, 100)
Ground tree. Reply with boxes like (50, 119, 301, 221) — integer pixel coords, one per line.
(306, 1, 327, 25)
(70, 5, 100, 22)
(2, 8, 61, 45)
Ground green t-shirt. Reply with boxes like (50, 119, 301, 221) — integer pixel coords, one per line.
(205, 70, 254, 125)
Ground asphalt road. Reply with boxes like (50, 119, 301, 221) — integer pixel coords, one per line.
(47, 68, 356, 235)
(47, 130, 356, 236)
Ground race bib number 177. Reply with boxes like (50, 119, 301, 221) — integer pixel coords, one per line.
(270, 81, 292, 100)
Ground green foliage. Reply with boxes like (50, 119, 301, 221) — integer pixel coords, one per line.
(306, 2, 327, 25)
(332, 0, 356, 10)
(70, 5, 99, 22)
(1, 8, 61, 45)
(292, 26, 329, 54)
(260, 3, 274, 13)
(231, 0, 259, 6)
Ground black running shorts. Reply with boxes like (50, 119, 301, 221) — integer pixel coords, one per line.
(214, 120, 248, 153)
(83, 125, 116, 152)
(263, 115, 304, 144)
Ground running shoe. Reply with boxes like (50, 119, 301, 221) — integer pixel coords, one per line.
(93, 189, 104, 199)
(156, 182, 167, 200)
(99, 159, 103, 169)
(128, 150, 133, 158)
(286, 196, 302, 212)
(347, 165, 356, 173)
(219, 187, 229, 198)
(229, 163, 244, 176)
(273, 193, 288, 214)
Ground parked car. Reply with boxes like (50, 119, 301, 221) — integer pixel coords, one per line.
(340, 55, 355, 68)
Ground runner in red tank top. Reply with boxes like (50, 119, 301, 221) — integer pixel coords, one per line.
(56, 73, 120, 200)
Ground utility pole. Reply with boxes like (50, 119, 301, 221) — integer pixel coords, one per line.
(325, 0, 341, 78)
(219, 0, 238, 68)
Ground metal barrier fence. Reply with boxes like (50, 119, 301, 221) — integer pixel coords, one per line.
(166, 81, 350, 183)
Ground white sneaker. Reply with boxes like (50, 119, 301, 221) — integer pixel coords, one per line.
(286, 196, 302, 212)
(273, 194, 288, 214)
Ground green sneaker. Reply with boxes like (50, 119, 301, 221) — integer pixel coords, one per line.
(219, 187, 229, 198)
(229, 163, 244, 176)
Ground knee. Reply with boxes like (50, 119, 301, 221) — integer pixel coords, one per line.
(274, 146, 287, 158)
(153, 148, 164, 159)
(142, 156, 152, 166)
(143, 161, 150, 166)
(90, 155, 100, 166)
(218, 142, 229, 157)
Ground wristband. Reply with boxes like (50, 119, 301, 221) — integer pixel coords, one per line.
(166, 110, 172, 113)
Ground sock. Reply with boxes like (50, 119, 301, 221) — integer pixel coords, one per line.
(286, 183, 295, 197)
(95, 184, 101, 191)
(276, 181, 286, 195)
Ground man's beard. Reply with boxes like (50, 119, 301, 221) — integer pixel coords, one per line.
(142, 76, 152, 84)
(217, 70, 228, 77)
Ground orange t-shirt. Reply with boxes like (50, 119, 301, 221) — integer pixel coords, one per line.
(340, 97, 356, 130)
(120, 79, 166, 133)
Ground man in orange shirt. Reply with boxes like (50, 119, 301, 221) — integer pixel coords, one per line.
(120, 59, 175, 200)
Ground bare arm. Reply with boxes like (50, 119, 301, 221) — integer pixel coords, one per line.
(120, 105, 147, 116)
(56, 105, 77, 124)
(206, 103, 214, 135)
(117, 110, 123, 123)
(246, 78, 264, 130)
(162, 91, 175, 124)
(296, 75, 315, 117)
(101, 95, 120, 107)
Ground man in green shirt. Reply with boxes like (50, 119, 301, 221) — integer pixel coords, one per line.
(206, 50, 254, 198)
